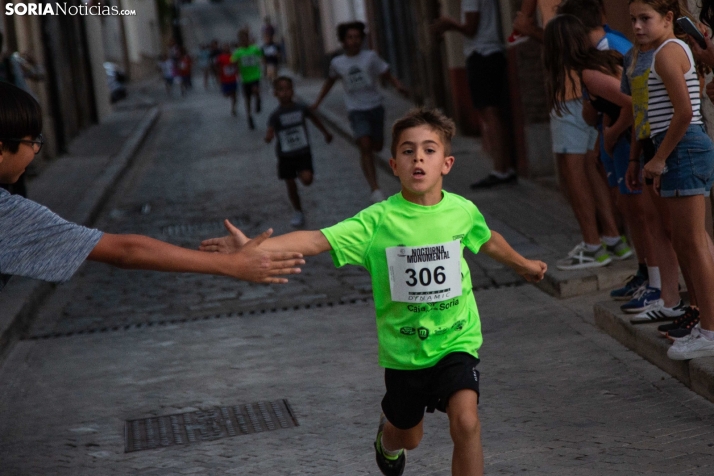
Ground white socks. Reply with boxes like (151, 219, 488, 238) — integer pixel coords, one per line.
(601, 235, 621, 246)
(647, 266, 661, 290)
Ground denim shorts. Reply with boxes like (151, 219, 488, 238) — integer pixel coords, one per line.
(652, 124, 714, 198)
(599, 127, 640, 195)
(550, 100, 598, 154)
(347, 105, 385, 142)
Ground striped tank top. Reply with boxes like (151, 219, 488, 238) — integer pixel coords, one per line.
(647, 39, 702, 137)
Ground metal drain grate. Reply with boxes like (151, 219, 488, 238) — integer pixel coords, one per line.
(161, 216, 249, 237)
(124, 399, 298, 452)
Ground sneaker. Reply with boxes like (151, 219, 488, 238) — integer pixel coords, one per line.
(630, 299, 685, 324)
(374, 414, 406, 476)
(370, 189, 386, 203)
(506, 30, 529, 48)
(248, 116, 255, 130)
(469, 171, 517, 189)
(620, 286, 662, 313)
(556, 243, 612, 270)
(290, 211, 305, 228)
(667, 326, 714, 360)
(604, 236, 633, 260)
(666, 313, 701, 341)
(658, 306, 699, 337)
(610, 273, 647, 301)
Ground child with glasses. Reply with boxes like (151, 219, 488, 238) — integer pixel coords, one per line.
(0, 81, 304, 291)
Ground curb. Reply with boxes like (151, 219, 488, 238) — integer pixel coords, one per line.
(0, 106, 161, 364)
(594, 299, 714, 404)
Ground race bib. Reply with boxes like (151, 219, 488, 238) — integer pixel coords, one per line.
(222, 65, 236, 77)
(278, 125, 308, 153)
(386, 240, 462, 303)
(345, 67, 370, 92)
(241, 55, 260, 67)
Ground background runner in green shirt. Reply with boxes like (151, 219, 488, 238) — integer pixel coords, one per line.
(201, 108, 547, 476)
(231, 29, 263, 129)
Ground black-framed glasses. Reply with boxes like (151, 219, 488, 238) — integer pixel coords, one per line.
(0, 134, 44, 154)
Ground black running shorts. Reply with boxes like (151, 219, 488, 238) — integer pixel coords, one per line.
(381, 352, 480, 430)
(278, 152, 313, 180)
(466, 51, 507, 109)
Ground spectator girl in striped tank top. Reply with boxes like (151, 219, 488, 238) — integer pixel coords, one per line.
(631, 0, 714, 360)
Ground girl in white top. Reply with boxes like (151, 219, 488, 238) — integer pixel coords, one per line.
(631, 0, 714, 360)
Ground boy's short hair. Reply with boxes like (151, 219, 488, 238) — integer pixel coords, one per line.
(391, 108, 456, 157)
(273, 75, 293, 89)
(556, 0, 604, 30)
(0, 82, 42, 153)
(337, 21, 366, 43)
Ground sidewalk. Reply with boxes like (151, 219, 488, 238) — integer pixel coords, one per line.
(294, 76, 636, 299)
(0, 84, 160, 362)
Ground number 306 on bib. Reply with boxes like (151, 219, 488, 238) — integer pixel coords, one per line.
(386, 240, 462, 303)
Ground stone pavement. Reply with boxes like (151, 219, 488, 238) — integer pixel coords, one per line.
(3, 286, 714, 475)
(292, 76, 636, 299)
(595, 299, 714, 405)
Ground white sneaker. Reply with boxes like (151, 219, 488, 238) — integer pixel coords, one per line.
(370, 189, 386, 203)
(290, 211, 305, 227)
(667, 326, 714, 360)
(629, 299, 686, 324)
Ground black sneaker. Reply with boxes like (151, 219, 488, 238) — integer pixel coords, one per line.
(374, 414, 405, 476)
(658, 306, 699, 337)
(248, 116, 255, 130)
(666, 312, 701, 341)
(469, 172, 517, 189)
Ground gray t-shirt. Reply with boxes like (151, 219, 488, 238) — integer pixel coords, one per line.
(0, 188, 103, 290)
(329, 50, 389, 111)
(462, 0, 505, 58)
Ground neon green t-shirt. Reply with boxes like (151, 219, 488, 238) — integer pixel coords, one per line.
(231, 45, 262, 83)
(321, 191, 491, 370)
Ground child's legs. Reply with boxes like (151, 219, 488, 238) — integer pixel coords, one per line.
(381, 419, 424, 452)
(284, 179, 301, 211)
(477, 106, 510, 174)
(243, 83, 253, 116)
(349, 107, 384, 191)
(667, 196, 714, 328)
(644, 186, 681, 306)
(557, 153, 601, 245)
(591, 135, 622, 237)
(447, 389, 483, 476)
(298, 169, 313, 186)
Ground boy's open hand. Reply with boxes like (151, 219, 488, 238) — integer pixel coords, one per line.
(519, 260, 547, 283)
(200, 219, 249, 253)
(200, 221, 305, 284)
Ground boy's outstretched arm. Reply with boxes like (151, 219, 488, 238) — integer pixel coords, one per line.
(88, 228, 304, 284)
(305, 109, 333, 143)
(480, 231, 547, 283)
(200, 219, 331, 257)
(310, 77, 336, 110)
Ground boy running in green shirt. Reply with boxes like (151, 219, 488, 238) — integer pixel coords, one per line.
(231, 29, 263, 129)
(201, 108, 547, 476)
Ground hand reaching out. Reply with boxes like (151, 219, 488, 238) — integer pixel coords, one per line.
(200, 219, 249, 253)
(200, 221, 305, 284)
